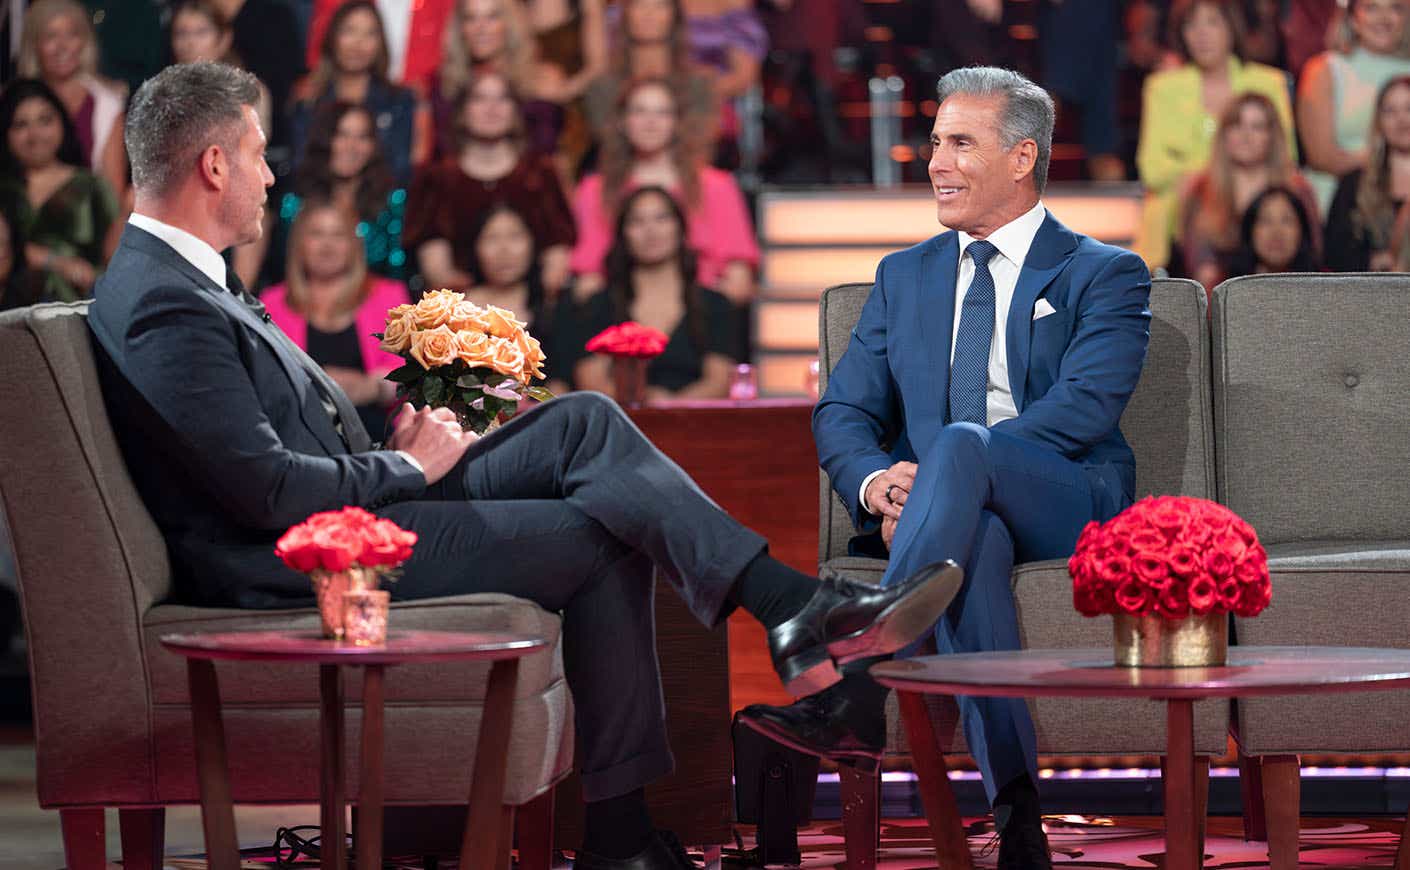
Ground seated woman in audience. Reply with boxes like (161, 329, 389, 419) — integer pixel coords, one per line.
(461, 202, 571, 391)
(1326, 75, 1410, 271)
(683, 0, 767, 116)
(585, 0, 717, 147)
(1229, 185, 1323, 276)
(1135, 0, 1294, 270)
(169, 0, 273, 137)
(573, 186, 739, 400)
(264, 101, 408, 286)
(1179, 92, 1320, 290)
(405, 70, 575, 295)
(0, 79, 118, 305)
(1298, 0, 1410, 212)
(524, 0, 608, 171)
(260, 201, 409, 439)
(306, 0, 456, 93)
(290, 0, 429, 186)
(571, 78, 756, 303)
(18, 0, 127, 200)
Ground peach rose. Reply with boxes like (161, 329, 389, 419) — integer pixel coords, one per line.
(487, 337, 527, 380)
(454, 329, 491, 364)
(448, 300, 492, 333)
(385, 302, 414, 323)
(483, 305, 526, 339)
(520, 333, 546, 380)
(380, 311, 416, 354)
(410, 324, 458, 369)
(411, 289, 464, 330)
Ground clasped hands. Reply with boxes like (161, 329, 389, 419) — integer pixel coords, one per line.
(864, 461, 917, 551)
(386, 404, 478, 485)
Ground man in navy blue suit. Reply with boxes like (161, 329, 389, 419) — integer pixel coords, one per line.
(740, 67, 1151, 868)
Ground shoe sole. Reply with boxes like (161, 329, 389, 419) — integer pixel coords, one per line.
(777, 644, 843, 696)
(826, 560, 964, 665)
(736, 712, 881, 774)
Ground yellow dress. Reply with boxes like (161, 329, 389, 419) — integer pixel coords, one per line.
(1135, 58, 1296, 269)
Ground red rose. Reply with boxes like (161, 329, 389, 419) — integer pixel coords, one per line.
(1074, 585, 1106, 617)
(1188, 576, 1219, 615)
(360, 518, 417, 566)
(311, 523, 360, 572)
(586, 322, 669, 359)
(1232, 516, 1259, 545)
(1203, 550, 1235, 581)
(1128, 527, 1167, 553)
(1234, 579, 1272, 617)
(275, 523, 320, 572)
(1158, 579, 1190, 619)
(1073, 521, 1101, 554)
(1099, 553, 1132, 585)
(1149, 498, 1189, 538)
(1236, 557, 1268, 586)
(1115, 578, 1152, 614)
(1213, 529, 1248, 561)
(1132, 552, 1169, 584)
(1218, 578, 1241, 610)
(1166, 544, 1200, 577)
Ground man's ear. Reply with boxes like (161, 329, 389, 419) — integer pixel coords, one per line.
(1011, 139, 1038, 183)
(198, 144, 227, 192)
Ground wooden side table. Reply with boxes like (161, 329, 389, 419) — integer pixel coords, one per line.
(160, 629, 545, 870)
(872, 646, 1410, 870)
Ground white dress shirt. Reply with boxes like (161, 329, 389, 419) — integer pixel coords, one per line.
(860, 200, 1048, 515)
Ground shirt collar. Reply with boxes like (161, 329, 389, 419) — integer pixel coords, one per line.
(127, 213, 228, 290)
(956, 200, 1048, 270)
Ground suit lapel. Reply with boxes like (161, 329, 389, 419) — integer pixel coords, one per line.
(1005, 212, 1078, 410)
(919, 234, 959, 420)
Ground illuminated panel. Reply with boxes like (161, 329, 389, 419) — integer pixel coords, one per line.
(757, 353, 818, 397)
(757, 300, 824, 350)
(761, 247, 889, 296)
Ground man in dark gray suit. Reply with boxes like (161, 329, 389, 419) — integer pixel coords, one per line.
(87, 62, 961, 870)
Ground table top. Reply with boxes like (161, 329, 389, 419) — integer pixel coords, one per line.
(159, 629, 547, 665)
(870, 646, 1410, 700)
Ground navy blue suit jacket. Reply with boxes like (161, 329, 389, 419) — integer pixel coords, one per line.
(814, 210, 1152, 534)
(88, 225, 426, 607)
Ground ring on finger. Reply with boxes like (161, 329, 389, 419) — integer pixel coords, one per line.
(885, 484, 899, 504)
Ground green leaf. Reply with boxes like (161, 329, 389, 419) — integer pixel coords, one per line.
(422, 376, 445, 405)
(384, 363, 424, 384)
(525, 386, 556, 403)
(455, 372, 483, 388)
(483, 371, 508, 387)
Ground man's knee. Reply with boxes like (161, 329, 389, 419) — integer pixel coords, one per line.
(557, 390, 625, 426)
(930, 422, 991, 470)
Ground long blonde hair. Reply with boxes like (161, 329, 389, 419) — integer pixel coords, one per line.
(1189, 93, 1295, 245)
(598, 78, 706, 219)
(1354, 75, 1410, 248)
(284, 202, 372, 320)
(1329, 0, 1410, 56)
(440, 0, 537, 99)
(18, 0, 99, 80)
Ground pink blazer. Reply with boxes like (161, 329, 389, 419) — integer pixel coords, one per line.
(569, 167, 761, 288)
(261, 278, 410, 375)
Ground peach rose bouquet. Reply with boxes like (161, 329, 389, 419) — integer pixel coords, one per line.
(376, 289, 553, 434)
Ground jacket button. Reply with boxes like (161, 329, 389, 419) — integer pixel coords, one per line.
(1344, 374, 1360, 388)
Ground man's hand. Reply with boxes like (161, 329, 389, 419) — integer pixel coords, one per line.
(864, 461, 917, 521)
(387, 404, 478, 485)
(882, 515, 898, 550)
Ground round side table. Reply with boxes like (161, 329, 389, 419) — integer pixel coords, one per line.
(872, 645, 1410, 870)
(161, 629, 546, 870)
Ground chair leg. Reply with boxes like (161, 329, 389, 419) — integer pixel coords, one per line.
(119, 808, 165, 870)
(497, 805, 515, 870)
(839, 764, 880, 870)
(60, 808, 106, 870)
(896, 691, 974, 870)
(1195, 756, 1210, 859)
(1238, 748, 1267, 841)
(1261, 754, 1300, 870)
(514, 788, 554, 870)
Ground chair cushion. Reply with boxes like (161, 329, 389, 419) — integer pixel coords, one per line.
(1233, 540, 1410, 754)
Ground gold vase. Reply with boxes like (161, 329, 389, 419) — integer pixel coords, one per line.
(1112, 611, 1227, 667)
(312, 566, 379, 639)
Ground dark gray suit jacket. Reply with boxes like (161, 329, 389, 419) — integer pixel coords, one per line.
(88, 225, 425, 607)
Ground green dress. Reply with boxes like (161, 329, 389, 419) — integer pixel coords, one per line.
(0, 170, 117, 304)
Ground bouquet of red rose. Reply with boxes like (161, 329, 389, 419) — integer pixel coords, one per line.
(275, 506, 417, 638)
(585, 321, 669, 358)
(1069, 495, 1271, 620)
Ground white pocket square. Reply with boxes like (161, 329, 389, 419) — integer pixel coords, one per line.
(1033, 299, 1057, 320)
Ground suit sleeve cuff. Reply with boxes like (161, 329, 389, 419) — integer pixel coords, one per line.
(395, 450, 424, 476)
(859, 469, 885, 516)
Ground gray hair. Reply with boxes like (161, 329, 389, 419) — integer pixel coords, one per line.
(125, 62, 262, 196)
(936, 66, 1055, 195)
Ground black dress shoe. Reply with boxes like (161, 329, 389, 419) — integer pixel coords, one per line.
(995, 802, 1052, 870)
(574, 829, 698, 870)
(766, 560, 963, 696)
(736, 688, 886, 773)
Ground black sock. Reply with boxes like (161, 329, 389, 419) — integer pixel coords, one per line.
(729, 552, 820, 629)
(582, 787, 654, 858)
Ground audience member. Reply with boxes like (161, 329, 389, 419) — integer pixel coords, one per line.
(1179, 92, 1319, 289)
(526, 0, 609, 171)
(1229, 184, 1323, 275)
(265, 101, 408, 287)
(1242, 0, 1286, 66)
(260, 200, 409, 439)
(460, 202, 571, 390)
(1284, 0, 1340, 77)
(0, 79, 118, 305)
(169, 0, 274, 138)
(0, 208, 24, 310)
(433, 0, 560, 157)
(406, 71, 575, 295)
(1135, 0, 1294, 270)
(17, 0, 128, 199)
(1325, 75, 1410, 270)
(306, 0, 457, 90)
(571, 78, 757, 303)
(1039, 0, 1124, 180)
(683, 0, 767, 102)
(214, 0, 305, 160)
(584, 0, 717, 146)
(573, 185, 739, 400)
(1298, 0, 1410, 211)
(290, 0, 429, 186)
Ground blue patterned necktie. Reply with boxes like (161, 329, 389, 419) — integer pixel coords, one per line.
(948, 239, 999, 425)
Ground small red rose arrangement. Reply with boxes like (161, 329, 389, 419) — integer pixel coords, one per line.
(1069, 496, 1271, 620)
(585, 321, 669, 407)
(276, 506, 418, 643)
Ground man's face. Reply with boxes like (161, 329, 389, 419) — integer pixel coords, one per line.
(217, 105, 274, 248)
(927, 93, 1030, 237)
